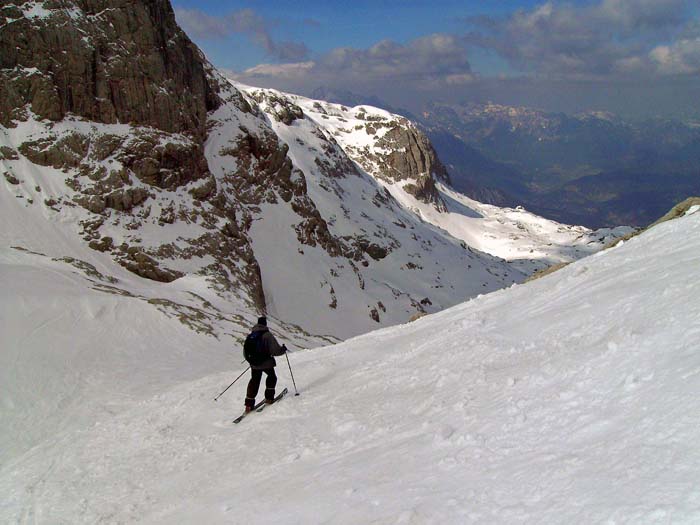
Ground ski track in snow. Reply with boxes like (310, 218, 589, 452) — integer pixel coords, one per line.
(1, 212, 699, 523)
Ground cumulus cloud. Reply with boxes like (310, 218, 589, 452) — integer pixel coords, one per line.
(650, 37, 700, 74)
(236, 61, 316, 79)
(227, 9, 310, 62)
(174, 7, 309, 62)
(597, 0, 689, 32)
(320, 35, 471, 83)
(174, 8, 228, 39)
(234, 33, 474, 93)
(464, 0, 695, 78)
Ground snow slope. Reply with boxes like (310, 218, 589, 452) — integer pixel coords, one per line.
(205, 82, 525, 338)
(2, 205, 698, 523)
(1, 69, 626, 348)
(377, 181, 632, 273)
(0, 159, 325, 463)
(1, 85, 525, 344)
(237, 84, 632, 274)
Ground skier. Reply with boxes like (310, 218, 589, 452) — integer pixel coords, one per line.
(243, 316, 287, 412)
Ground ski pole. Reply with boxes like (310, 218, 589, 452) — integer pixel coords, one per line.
(285, 350, 300, 396)
(214, 366, 250, 402)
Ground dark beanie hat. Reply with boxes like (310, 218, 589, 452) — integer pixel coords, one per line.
(257, 316, 267, 326)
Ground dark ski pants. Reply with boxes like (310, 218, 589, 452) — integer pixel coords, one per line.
(245, 368, 277, 407)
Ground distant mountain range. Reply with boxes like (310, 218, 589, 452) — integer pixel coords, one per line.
(421, 102, 700, 227)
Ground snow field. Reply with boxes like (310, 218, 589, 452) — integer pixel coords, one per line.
(221, 82, 526, 338)
(234, 83, 632, 274)
(1, 210, 698, 523)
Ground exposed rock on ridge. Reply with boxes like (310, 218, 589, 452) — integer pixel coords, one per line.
(0, 0, 220, 136)
(376, 122, 449, 211)
(283, 96, 450, 211)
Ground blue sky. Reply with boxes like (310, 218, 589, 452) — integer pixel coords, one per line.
(173, 0, 568, 73)
(173, 0, 700, 118)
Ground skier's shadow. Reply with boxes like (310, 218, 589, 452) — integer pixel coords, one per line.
(287, 369, 334, 394)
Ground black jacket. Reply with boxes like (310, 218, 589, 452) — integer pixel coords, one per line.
(248, 324, 285, 370)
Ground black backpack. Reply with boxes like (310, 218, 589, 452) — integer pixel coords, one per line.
(243, 331, 267, 365)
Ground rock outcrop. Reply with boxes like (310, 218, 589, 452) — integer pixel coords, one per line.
(279, 96, 450, 211)
(374, 120, 449, 211)
(0, 0, 220, 136)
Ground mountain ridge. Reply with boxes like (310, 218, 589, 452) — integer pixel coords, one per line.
(2, 0, 627, 342)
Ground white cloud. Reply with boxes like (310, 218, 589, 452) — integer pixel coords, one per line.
(465, 0, 695, 78)
(236, 61, 316, 79)
(317, 34, 472, 83)
(650, 37, 700, 74)
(174, 7, 309, 62)
(233, 33, 474, 91)
(174, 8, 228, 39)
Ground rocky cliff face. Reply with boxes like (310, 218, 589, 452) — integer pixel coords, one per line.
(0, 0, 229, 244)
(0, 0, 220, 136)
(276, 95, 450, 212)
(371, 117, 449, 211)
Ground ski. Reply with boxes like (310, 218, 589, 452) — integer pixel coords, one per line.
(256, 388, 288, 413)
(232, 398, 266, 424)
(232, 388, 288, 423)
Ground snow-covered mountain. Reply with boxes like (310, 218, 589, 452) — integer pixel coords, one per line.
(0, 0, 501, 341)
(2, 194, 698, 523)
(0, 0, 627, 343)
(242, 85, 630, 275)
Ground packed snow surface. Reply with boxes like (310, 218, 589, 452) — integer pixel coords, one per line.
(2, 209, 698, 522)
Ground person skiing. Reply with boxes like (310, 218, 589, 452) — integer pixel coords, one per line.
(243, 316, 287, 412)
